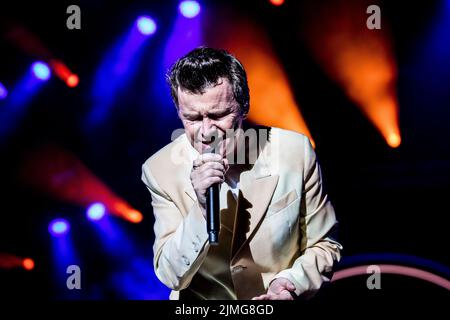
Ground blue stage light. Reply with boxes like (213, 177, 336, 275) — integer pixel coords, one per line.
(136, 16, 157, 35)
(0, 82, 7, 99)
(179, 1, 201, 18)
(49, 218, 70, 236)
(87, 202, 106, 221)
(32, 62, 51, 81)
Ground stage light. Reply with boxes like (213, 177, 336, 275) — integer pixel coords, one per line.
(387, 133, 401, 148)
(22, 146, 144, 223)
(49, 218, 70, 236)
(269, 0, 284, 6)
(300, 1, 400, 148)
(66, 74, 79, 87)
(0, 82, 7, 99)
(32, 62, 51, 80)
(269, 0, 285, 6)
(136, 16, 157, 35)
(125, 209, 143, 223)
(87, 202, 106, 221)
(22, 258, 35, 271)
(179, 1, 201, 18)
(48, 60, 79, 87)
(206, 18, 315, 146)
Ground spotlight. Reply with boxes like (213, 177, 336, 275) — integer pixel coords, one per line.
(66, 74, 79, 88)
(22, 258, 35, 271)
(125, 209, 143, 223)
(269, 0, 285, 6)
(179, 1, 201, 18)
(0, 82, 7, 99)
(387, 133, 401, 148)
(136, 16, 157, 35)
(87, 202, 106, 221)
(32, 62, 51, 81)
(49, 218, 70, 236)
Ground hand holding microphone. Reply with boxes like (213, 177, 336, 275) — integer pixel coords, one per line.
(190, 152, 228, 244)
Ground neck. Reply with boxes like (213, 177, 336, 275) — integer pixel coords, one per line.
(225, 162, 252, 187)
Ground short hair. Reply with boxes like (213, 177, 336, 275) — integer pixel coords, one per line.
(167, 47, 250, 115)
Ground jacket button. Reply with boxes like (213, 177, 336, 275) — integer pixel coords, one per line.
(193, 241, 199, 253)
(182, 256, 190, 266)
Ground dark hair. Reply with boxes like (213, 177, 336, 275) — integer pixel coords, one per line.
(167, 47, 250, 115)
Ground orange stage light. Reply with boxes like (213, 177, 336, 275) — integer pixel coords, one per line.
(20, 145, 143, 223)
(66, 74, 79, 88)
(301, 0, 401, 148)
(22, 258, 35, 271)
(205, 13, 314, 147)
(5, 26, 79, 89)
(49, 59, 79, 88)
(0, 253, 34, 270)
(270, 0, 285, 6)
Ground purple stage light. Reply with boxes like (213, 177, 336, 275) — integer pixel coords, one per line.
(0, 82, 7, 99)
(179, 1, 201, 18)
(32, 62, 51, 81)
(136, 16, 157, 35)
(87, 202, 106, 221)
(49, 218, 70, 236)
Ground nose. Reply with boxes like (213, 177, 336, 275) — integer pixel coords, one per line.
(201, 118, 216, 142)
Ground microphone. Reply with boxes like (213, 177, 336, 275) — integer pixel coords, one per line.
(207, 182, 220, 245)
(206, 146, 220, 245)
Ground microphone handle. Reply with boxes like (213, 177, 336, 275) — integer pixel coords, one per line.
(207, 183, 220, 245)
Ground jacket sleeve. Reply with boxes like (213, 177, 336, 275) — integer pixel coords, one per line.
(141, 163, 210, 291)
(273, 136, 343, 298)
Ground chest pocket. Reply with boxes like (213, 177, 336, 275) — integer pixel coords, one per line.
(265, 189, 301, 238)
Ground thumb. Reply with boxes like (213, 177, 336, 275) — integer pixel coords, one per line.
(286, 281, 296, 291)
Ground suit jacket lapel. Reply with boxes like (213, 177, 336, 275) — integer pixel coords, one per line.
(184, 185, 196, 203)
(231, 156, 279, 261)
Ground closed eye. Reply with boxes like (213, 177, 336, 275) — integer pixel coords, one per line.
(183, 114, 201, 121)
(208, 111, 229, 120)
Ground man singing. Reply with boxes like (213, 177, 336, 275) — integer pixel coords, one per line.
(141, 47, 342, 300)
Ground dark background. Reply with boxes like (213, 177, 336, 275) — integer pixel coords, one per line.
(0, 0, 448, 304)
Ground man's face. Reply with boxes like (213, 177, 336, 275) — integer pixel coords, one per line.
(177, 78, 245, 158)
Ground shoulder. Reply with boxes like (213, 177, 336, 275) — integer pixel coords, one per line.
(142, 133, 192, 187)
(265, 127, 315, 172)
(269, 127, 312, 155)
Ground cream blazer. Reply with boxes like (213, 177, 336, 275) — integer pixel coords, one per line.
(141, 127, 342, 300)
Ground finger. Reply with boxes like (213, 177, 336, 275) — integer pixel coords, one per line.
(266, 294, 281, 300)
(270, 290, 294, 301)
(199, 161, 225, 172)
(201, 169, 224, 179)
(272, 278, 295, 292)
(205, 176, 224, 186)
(193, 158, 204, 168)
(198, 153, 223, 163)
(281, 291, 295, 300)
(287, 282, 296, 292)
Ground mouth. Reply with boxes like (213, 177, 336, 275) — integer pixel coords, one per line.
(195, 140, 221, 153)
(201, 142, 215, 153)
